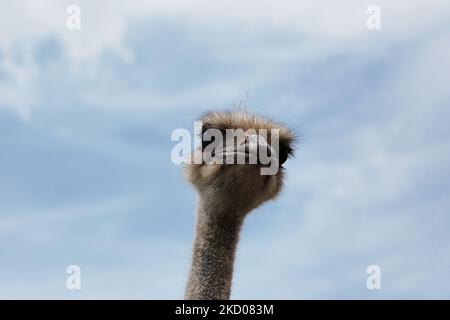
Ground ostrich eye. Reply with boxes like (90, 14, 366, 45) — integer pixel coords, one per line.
(279, 149, 288, 165)
(201, 127, 212, 150)
(278, 144, 291, 165)
(202, 134, 215, 150)
(201, 128, 226, 150)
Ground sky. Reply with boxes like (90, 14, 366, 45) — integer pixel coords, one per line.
(0, 0, 450, 299)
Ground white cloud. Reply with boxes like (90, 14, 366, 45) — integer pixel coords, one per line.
(1, 0, 449, 120)
(0, 0, 447, 75)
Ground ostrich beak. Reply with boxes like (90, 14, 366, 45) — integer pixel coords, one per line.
(210, 133, 279, 170)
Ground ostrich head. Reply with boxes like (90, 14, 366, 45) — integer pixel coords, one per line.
(185, 110, 295, 216)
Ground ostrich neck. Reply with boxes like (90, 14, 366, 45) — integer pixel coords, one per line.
(185, 196, 245, 300)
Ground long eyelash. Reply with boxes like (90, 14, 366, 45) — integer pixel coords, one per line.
(287, 146, 295, 158)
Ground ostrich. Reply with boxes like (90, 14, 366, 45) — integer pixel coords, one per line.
(184, 110, 295, 300)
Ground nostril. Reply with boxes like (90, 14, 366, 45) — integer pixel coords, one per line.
(239, 135, 252, 148)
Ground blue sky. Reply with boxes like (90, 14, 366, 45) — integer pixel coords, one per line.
(0, 0, 450, 299)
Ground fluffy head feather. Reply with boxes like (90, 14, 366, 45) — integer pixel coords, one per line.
(185, 110, 296, 215)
